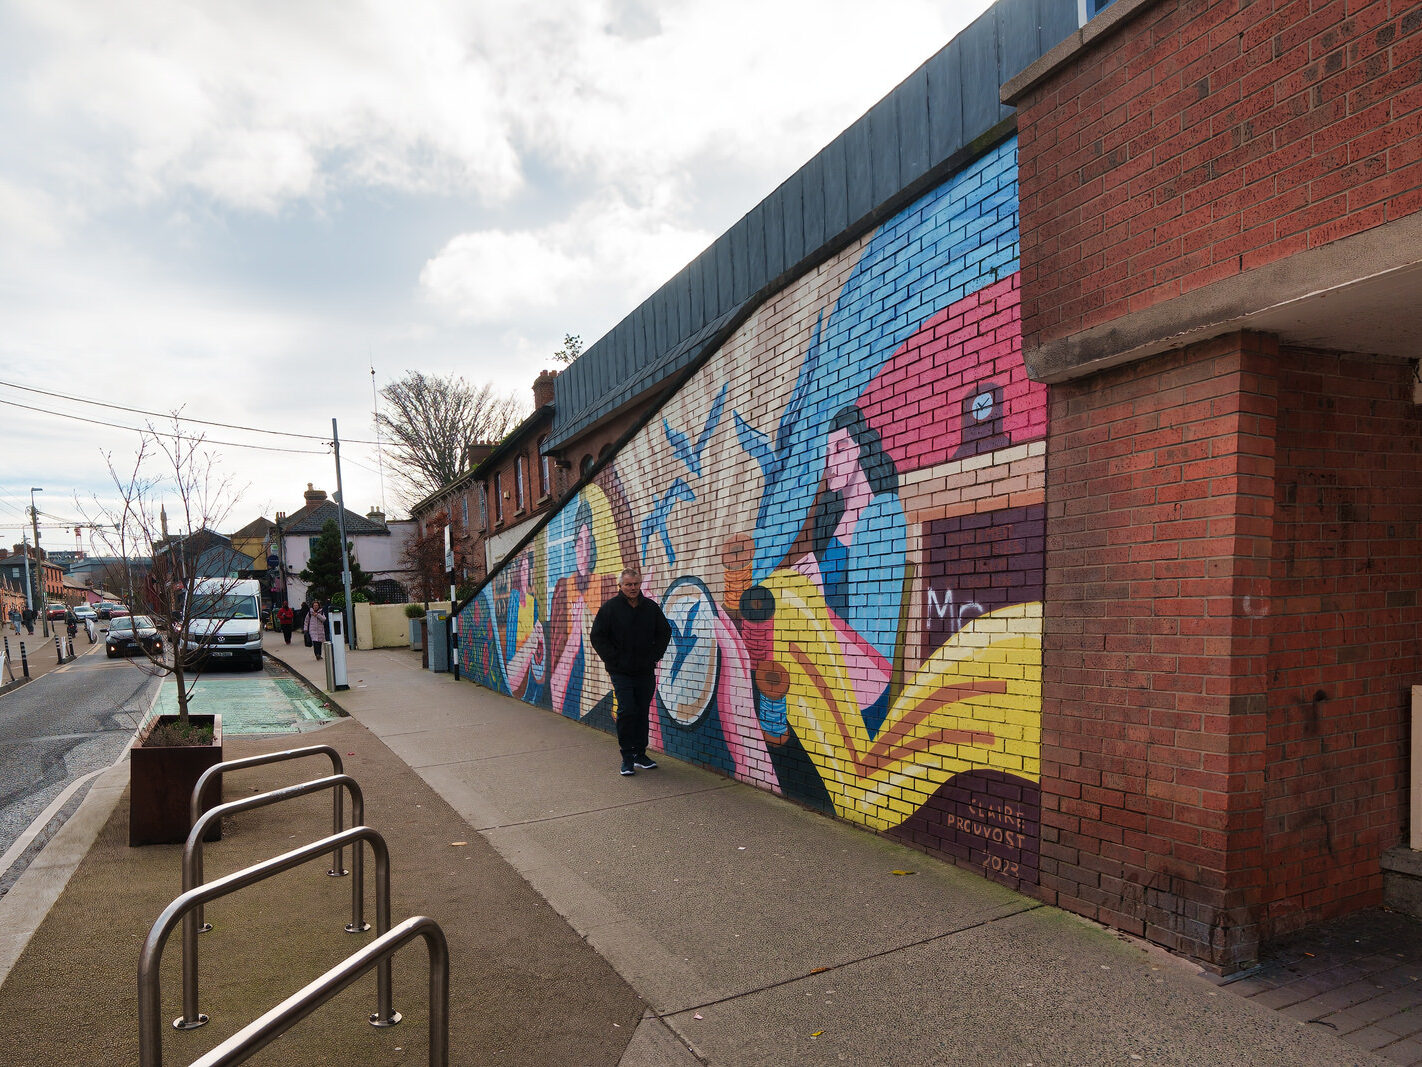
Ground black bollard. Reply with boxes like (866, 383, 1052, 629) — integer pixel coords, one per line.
(20, 642, 29, 678)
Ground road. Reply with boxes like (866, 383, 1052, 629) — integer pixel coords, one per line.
(0, 641, 158, 896)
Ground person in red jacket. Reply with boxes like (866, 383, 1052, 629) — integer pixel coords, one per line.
(277, 603, 295, 645)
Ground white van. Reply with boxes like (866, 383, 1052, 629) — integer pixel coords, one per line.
(179, 577, 264, 671)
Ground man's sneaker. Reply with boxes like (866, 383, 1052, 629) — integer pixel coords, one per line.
(620, 758, 636, 776)
(632, 754, 658, 770)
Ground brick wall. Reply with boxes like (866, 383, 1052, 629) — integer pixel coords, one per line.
(1016, 0, 1422, 347)
(1261, 350, 1422, 937)
(1041, 331, 1422, 967)
(1041, 331, 1278, 968)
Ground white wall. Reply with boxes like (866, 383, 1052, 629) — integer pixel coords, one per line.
(484, 515, 540, 573)
(282, 523, 416, 606)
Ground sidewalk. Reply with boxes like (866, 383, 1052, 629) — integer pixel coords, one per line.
(0, 641, 1401, 1065)
(1, 624, 93, 689)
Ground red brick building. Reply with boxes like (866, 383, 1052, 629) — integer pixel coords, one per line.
(1005, 0, 1422, 970)
(412, 371, 578, 589)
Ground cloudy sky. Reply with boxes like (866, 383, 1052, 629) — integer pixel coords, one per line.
(0, 0, 993, 555)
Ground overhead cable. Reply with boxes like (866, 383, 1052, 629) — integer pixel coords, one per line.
(0, 378, 382, 445)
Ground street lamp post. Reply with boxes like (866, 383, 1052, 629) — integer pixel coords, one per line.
(30, 488, 48, 639)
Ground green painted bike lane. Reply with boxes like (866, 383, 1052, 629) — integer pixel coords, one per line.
(147, 672, 339, 735)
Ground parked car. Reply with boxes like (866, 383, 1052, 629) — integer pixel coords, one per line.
(45, 604, 68, 620)
(108, 606, 131, 621)
(105, 615, 163, 658)
(72, 605, 97, 622)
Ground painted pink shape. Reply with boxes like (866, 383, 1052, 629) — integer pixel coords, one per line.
(712, 605, 782, 795)
(857, 273, 1046, 473)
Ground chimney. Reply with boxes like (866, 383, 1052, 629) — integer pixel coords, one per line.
(303, 483, 328, 506)
(533, 368, 558, 409)
(367, 507, 386, 524)
(0, 548, 8, 559)
(466, 443, 495, 469)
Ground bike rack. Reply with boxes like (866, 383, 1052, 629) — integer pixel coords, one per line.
(178, 775, 368, 1032)
(183, 773, 366, 938)
(186, 916, 449, 1067)
(191, 745, 349, 878)
(138, 826, 394, 1067)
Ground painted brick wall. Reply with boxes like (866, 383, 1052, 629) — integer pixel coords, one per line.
(1015, 0, 1422, 346)
(459, 138, 1053, 889)
(1261, 351, 1422, 937)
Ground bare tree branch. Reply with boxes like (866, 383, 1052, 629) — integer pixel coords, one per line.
(81, 418, 249, 723)
(375, 371, 525, 505)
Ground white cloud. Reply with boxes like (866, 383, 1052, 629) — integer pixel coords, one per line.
(12, 0, 525, 214)
(419, 193, 713, 326)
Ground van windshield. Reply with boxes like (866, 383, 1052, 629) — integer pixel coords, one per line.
(189, 594, 259, 620)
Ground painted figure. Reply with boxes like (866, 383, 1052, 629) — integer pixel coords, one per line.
(549, 500, 612, 718)
(787, 405, 906, 737)
(501, 549, 546, 703)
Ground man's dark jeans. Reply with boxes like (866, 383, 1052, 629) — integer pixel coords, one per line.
(609, 672, 655, 758)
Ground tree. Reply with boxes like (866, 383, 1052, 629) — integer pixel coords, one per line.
(401, 524, 449, 606)
(85, 419, 248, 727)
(376, 371, 525, 504)
(551, 333, 583, 365)
(299, 519, 372, 603)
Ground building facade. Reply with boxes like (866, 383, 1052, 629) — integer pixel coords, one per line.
(276, 485, 412, 608)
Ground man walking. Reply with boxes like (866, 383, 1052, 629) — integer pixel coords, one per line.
(590, 568, 671, 777)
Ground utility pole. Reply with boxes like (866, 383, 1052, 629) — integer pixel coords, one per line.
(30, 488, 48, 638)
(331, 419, 355, 648)
(19, 526, 34, 617)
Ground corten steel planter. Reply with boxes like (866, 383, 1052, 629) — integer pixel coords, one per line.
(129, 714, 224, 847)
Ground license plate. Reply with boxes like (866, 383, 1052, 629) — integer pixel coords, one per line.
(211, 650, 233, 657)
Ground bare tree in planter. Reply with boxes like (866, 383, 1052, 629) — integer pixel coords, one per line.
(85, 419, 250, 844)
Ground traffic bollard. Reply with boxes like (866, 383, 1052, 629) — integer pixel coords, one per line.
(20, 642, 29, 678)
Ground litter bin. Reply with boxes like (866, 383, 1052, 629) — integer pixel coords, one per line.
(426, 610, 450, 672)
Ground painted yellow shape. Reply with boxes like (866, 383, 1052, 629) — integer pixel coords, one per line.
(762, 570, 1041, 833)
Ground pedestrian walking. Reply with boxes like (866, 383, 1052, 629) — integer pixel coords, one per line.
(21, 607, 34, 635)
(7, 607, 19, 634)
(305, 599, 328, 661)
(589, 568, 671, 777)
(277, 603, 295, 645)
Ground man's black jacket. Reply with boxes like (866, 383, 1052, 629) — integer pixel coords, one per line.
(590, 593, 672, 677)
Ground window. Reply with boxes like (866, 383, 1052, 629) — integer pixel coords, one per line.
(494, 472, 504, 523)
(516, 457, 527, 511)
(477, 483, 487, 531)
(580, 454, 594, 476)
(461, 496, 469, 529)
(538, 436, 550, 496)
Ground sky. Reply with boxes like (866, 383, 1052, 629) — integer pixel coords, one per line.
(0, 0, 995, 557)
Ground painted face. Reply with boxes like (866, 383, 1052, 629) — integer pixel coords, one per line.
(575, 524, 592, 573)
(825, 429, 861, 493)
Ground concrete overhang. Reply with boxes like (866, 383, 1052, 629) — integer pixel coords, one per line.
(1024, 212, 1422, 384)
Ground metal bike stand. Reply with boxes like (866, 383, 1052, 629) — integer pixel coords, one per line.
(178, 775, 369, 1032)
(191, 745, 349, 877)
(185, 772, 366, 936)
(138, 826, 395, 1065)
(187, 916, 449, 1067)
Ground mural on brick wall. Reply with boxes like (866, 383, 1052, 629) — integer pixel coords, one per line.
(460, 139, 1049, 887)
